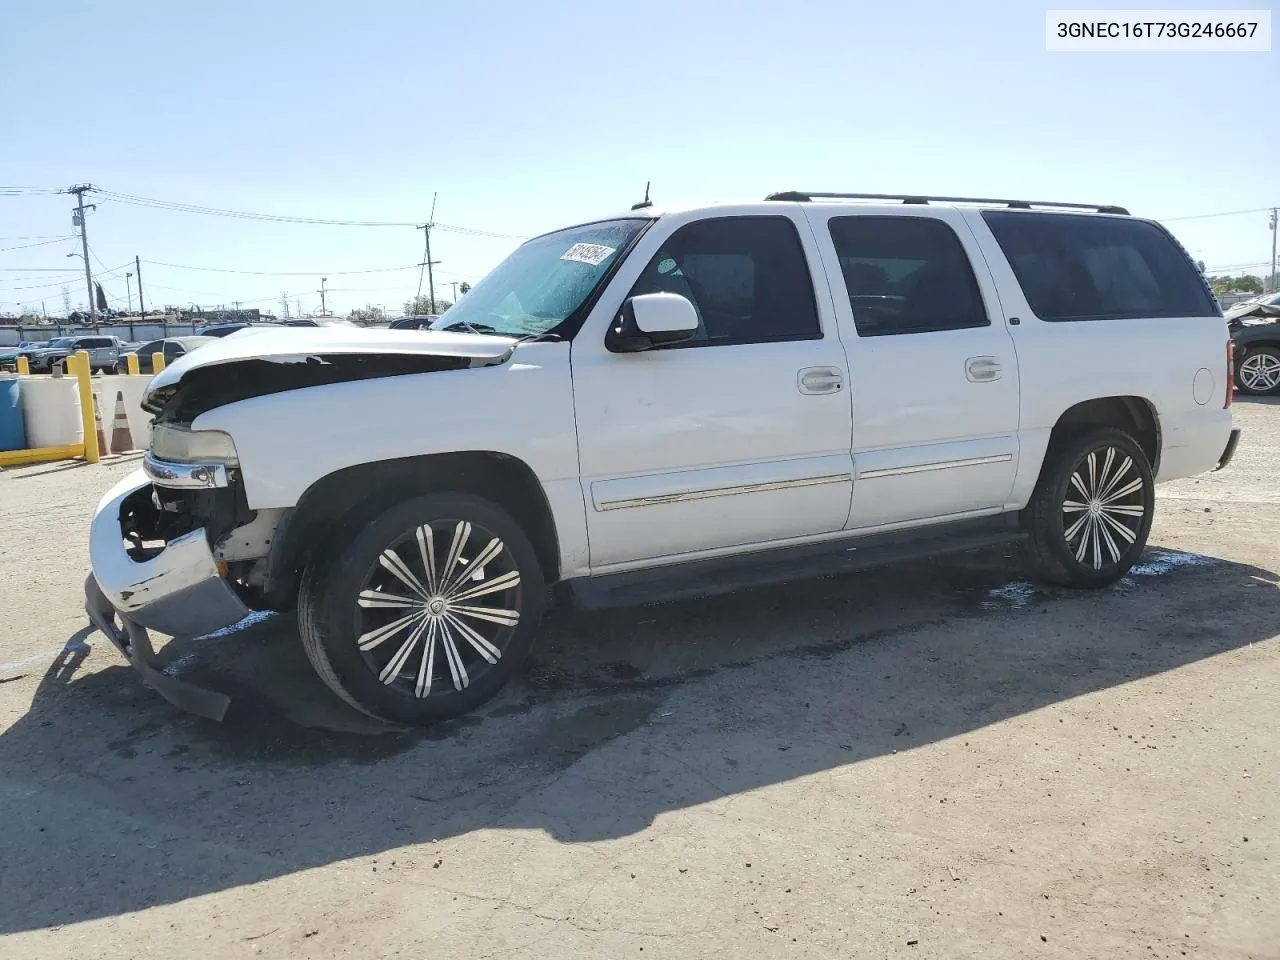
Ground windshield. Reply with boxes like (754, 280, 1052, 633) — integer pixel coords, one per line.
(47, 338, 74, 348)
(430, 218, 648, 338)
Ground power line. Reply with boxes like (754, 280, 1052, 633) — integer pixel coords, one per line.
(3, 277, 86, 292)
(141, 258, 420, 276)
(0, 187, 63, 196)
(0, 236, 77, 252)
(95, 188, 528, 238)
(0, 264, 82, 272)
(1158, 207, 1277, 222)
(1203, 260, 1272, 271)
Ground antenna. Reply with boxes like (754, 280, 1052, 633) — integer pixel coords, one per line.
(631, 181, 652, 211)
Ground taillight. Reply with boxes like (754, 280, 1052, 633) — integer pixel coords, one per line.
(1225, 341, 1234, 408)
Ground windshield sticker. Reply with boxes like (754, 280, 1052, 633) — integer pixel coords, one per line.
(560, 243, 615, 266)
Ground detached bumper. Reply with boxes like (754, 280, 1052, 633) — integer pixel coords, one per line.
(89, 470, 250, 637)
(1215, 428, 1242, 471)
(85, 469, 248, 720)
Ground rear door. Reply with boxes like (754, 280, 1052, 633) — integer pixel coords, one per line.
(809, 209, 1022, 529)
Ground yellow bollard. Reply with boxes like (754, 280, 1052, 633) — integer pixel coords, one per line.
(152, 352, 166, 373)
(16, 356, 29, 375)
(126, 352, 140, 376)
(72, 351, 100, 464)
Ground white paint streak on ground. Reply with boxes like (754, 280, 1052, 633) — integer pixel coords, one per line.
(193, 610, 277, 641)
(0, 640, 93, 676)
(1128, 549, 1218, 577)
(981, 581, 1036, 610)
(983, 550, 1219, 610)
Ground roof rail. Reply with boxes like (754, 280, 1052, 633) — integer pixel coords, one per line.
(764, 191, 1129, 216)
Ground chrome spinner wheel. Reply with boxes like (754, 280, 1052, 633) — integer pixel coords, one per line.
(355, 519, 522, 700)
(1061, 445, 1146, 571)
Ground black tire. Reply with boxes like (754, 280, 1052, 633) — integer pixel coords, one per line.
(1235, 346, 1280, 396)
(1023, 427, 1154, 589)
(298, 492, 544, 724)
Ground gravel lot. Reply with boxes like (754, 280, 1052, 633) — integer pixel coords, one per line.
(1, 400, 1277, 959)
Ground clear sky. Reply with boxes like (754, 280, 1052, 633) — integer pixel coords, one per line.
(3, 0, 1277, 317)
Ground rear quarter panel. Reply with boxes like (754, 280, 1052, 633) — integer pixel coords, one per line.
(962, 211, 1232, 502)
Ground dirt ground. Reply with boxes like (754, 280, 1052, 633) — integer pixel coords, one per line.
(1, 401, 1277, 960)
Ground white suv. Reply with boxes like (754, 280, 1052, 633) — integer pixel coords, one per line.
(84, 192, 1240, 724)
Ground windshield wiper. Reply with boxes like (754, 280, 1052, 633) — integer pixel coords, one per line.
(437, 320, 499, 335)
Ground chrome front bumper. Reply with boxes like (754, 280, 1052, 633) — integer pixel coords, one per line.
(88, 469, 250, 641)
(142, 451, 231, 489)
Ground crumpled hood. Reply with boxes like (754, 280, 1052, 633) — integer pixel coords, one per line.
(1225, 301, 1280, 323)
(142, 326, 520, 419)
(148, 326, 517, 391)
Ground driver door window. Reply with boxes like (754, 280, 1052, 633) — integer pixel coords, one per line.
(626, 216, 821, 346)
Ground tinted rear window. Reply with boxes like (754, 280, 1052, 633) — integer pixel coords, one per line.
(981, 212, 1217, 322)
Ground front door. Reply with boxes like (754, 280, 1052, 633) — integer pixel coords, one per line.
(809, 209, 1021, 529)
(571, 212, 855, 570)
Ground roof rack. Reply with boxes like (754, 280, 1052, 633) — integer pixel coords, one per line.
(764, 191, 1129, 216)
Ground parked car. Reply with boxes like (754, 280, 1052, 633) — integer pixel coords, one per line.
(1, 341, 46, 371)
(1228, 292, 1280, 396)
(86, 191, 1238, 725)
(115, 336, 216, 375)
(23, 335, 122, 373)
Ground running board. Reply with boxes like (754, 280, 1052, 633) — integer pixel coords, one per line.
(562, 515, 1024, 612)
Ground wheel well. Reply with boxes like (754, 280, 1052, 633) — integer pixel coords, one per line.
(263, 452, 560, 606)
(1048, 396, 1160, 473)
(1240, 340, 1280, 353)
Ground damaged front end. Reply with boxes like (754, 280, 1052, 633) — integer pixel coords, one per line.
(87, 329, 519, 719)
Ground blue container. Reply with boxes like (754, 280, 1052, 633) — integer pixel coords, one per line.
(0, 376, 26, 452)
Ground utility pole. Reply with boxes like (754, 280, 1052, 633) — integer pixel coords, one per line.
(135, 255, 146, 318)
(317, 278, 328, 316)
(125, 272, 134, 313)
(1269, 208, 1278, 294)
(449, 281, 458, 303)
(416, 192, 440, 311)
(296, 299, 302, 318)
(67, 184, 97, 323)
(280, 291, 291, 319)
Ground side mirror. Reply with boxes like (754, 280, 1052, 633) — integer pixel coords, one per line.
(606, 293, 699, 353)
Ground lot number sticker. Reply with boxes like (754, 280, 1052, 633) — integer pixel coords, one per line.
(560, 243, 616, 266)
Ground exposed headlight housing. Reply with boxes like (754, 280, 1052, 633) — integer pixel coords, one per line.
(151, 423, 239, 464)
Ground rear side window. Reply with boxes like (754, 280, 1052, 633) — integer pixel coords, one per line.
(981, 211, 1218, 322)
(626, 216, 820, 346)
(827, 216, 989, 336)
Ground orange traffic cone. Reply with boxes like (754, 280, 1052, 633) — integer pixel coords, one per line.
(109, 391, 135, 454)
(92, 392, 109, 456)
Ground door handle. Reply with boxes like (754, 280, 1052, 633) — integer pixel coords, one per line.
(965, 356, 1001, 383)
(798, 366, 844, 395)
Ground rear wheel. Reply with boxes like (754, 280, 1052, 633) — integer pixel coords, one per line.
(1023, 427, 1154, 588)
(298, 492, 544, 724)
(1236, 346, 1280, 396)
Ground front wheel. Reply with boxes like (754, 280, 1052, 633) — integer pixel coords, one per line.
(298, 492, 544, 724)
(1236, 346, 1280, 396)
(1023, 427, 1155, 588)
